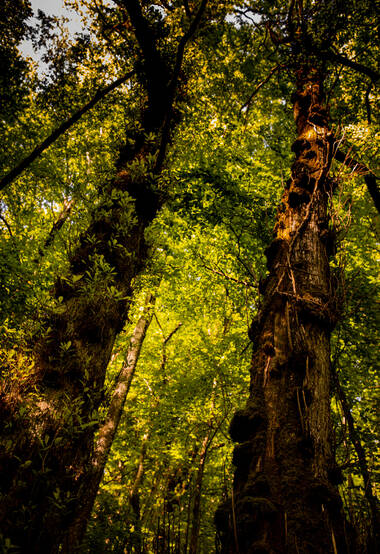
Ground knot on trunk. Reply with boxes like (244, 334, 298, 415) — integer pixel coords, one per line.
(291, 138, 311, 155)
(229, 400, 266, 443)
(308, 106, 329, 127)
(297, 293, 337, 330)
(264, 238, 288, 270)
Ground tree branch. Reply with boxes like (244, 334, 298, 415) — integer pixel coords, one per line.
(365, 82, 373, 124)
(241, 64, 283, 114)
(183, 0, 191, 17)
(328, 50, 379, 83)
(155, 0, 209, 171)
(164, 322, 183, 344)
(334, 148, 380, 215)
(0, 71, 135, 192)
(198, 252, 254, 288)
(40, 199, 74, 254)
(160, 321, 182, 379)
(0, 214, 14, 238)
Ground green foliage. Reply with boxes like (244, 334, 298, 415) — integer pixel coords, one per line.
(0, 0, 33, 122)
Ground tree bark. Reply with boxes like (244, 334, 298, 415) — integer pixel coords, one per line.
(61, 294, 155, 551)
(216, 63, 353, 553)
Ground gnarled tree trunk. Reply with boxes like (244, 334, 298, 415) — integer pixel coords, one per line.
(216, 64, 353, 553)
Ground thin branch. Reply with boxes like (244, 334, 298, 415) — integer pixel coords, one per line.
(0, 214, 14, 238)
(198, 253, 254, 287)
(334, 148, 380, 215)
(0, 213, 21, 262)
(234, 8, 261, 28)
(240, 64, 283, 114)
(154, 315, 182, 350)
(365, 82, 373, 124)
(164, 322, 182, 344)
(154, 312, 164, 334)
(43, 199, 74, 250)
(34, 199, 75, 262)
(240, 340, 252, 355)
(226, 222, 258, 283)
(0, 71, 135, 192)
(160, 322, 182, 381)
(183, 0, 191, 17)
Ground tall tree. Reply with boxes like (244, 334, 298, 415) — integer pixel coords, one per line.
(216, 1, 379, 552)
(0, 1, 378, 551)
(0, 1, 210, 551)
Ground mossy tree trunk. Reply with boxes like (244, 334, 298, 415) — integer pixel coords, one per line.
(0, 97, 164, 554)
(216, 62, 354, 553)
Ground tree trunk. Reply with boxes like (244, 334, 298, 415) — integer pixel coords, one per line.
(188, 434, 209, 554)
(189, 379, 218, 554)
(332, 368, 380, 552)
(0, 123, 165, 554)
(216, 65, 354, 553)
(128, 431, 150, 554)
(61, 294, 155, 551)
